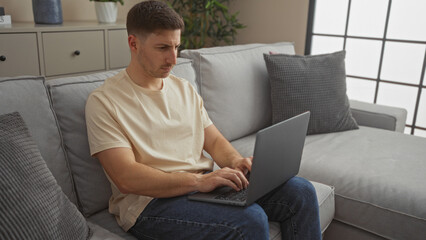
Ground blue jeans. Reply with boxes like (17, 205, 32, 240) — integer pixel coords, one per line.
(129, 176, 321, 240)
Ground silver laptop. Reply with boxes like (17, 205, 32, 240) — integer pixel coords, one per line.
(188, 111, 310, 206)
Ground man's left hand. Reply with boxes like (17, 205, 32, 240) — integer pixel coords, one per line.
(231, 156, 253, 176)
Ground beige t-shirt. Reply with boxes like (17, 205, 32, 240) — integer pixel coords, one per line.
(85, 70, 214, 231)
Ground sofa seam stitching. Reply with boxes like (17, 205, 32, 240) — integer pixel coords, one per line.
(48, 79, 105, 88)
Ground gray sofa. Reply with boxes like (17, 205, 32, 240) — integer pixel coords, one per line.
(0, 42, 425, 240)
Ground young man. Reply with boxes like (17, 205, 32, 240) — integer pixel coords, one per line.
(85, 1, 321, 239)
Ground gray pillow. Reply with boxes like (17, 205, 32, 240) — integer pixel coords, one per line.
(264, 50, 358, 135)
(0, 112, 91, 240)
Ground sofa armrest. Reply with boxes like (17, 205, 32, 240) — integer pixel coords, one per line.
(349, 100, 407, 133)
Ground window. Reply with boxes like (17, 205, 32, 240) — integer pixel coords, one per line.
(306, 0, 426, 136)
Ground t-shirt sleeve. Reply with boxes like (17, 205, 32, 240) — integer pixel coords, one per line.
(199, 97, 213, 129)
(85, 93, 131, 156)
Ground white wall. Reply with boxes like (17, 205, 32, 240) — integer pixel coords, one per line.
(0, 0, 309, 54)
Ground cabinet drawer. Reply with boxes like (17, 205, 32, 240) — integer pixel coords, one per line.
(0, 33, 40, 77)
(42, 31, 105, 76)
(108, 29, 130, 69)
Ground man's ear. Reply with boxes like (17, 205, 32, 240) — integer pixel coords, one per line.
(128, 35, 138, 51)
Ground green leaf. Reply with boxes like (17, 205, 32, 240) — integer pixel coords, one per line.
(167, 0, 244, 49)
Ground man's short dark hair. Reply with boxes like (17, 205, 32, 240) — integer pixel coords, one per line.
(127, 0, 184, 36)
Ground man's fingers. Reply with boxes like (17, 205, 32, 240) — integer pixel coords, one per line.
(230, 172, 246, 190)
(235, 170, 249, 189)
(222, 178, 240, 191)
(201, 168, 250, 192)
(220, 168, 248, 190)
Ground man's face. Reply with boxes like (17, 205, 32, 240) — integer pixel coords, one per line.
(132, 29, 181, 81)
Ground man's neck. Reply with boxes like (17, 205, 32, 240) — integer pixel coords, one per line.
(126, 64, 164, 91)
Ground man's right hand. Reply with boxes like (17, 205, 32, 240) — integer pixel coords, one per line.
(196, 167, 249, 193)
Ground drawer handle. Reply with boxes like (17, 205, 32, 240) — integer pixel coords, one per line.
(73, 50, 81, 56)
(0, 55, 6, 61)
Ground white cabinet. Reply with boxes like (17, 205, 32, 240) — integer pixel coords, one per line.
(43, 31, 105, 76)
(0, 33, 40, 76)
(0, 22, 130, 78)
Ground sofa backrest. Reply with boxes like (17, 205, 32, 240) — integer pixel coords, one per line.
(171, 58, 198, 93)
(0, 76, 78, 206)
(180, 42, 295, 141)
(45, 58, 197, 217)
(46, 71, 118, 217)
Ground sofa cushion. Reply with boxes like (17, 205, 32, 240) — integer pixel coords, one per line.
(0, 112, 91, 240)
(180, 42, 295, 141)
(88, 210, 137, 240)
(264, 51, 358, 135)
(230, 133, 335, 234)
(172, 58, 198, 93)
(47, 71, 120, 217)
(300, 126, 426, 239)
(87, 221, 125, 240)
(0, 76, 77, 205)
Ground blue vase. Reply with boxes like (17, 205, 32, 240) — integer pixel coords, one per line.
(32, 0, 63, 24)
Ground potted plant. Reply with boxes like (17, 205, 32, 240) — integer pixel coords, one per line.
(90, 0, 124, 23)
(167, 0, 245, 50)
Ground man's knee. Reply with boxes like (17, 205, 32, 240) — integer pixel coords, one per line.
(249, 207, 269, 229)
(241, 205, 269, 238)
(295, 177, 316, 197)
(287, 177, 318, 208)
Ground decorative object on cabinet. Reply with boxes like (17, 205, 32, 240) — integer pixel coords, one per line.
(90, 0, 124, 23)
(32, 0, 63, 24)
(0, 15, 12, 25)
(0, 7, 12, 25)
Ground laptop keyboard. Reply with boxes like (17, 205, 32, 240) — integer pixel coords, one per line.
(214, 188, 248, 202)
